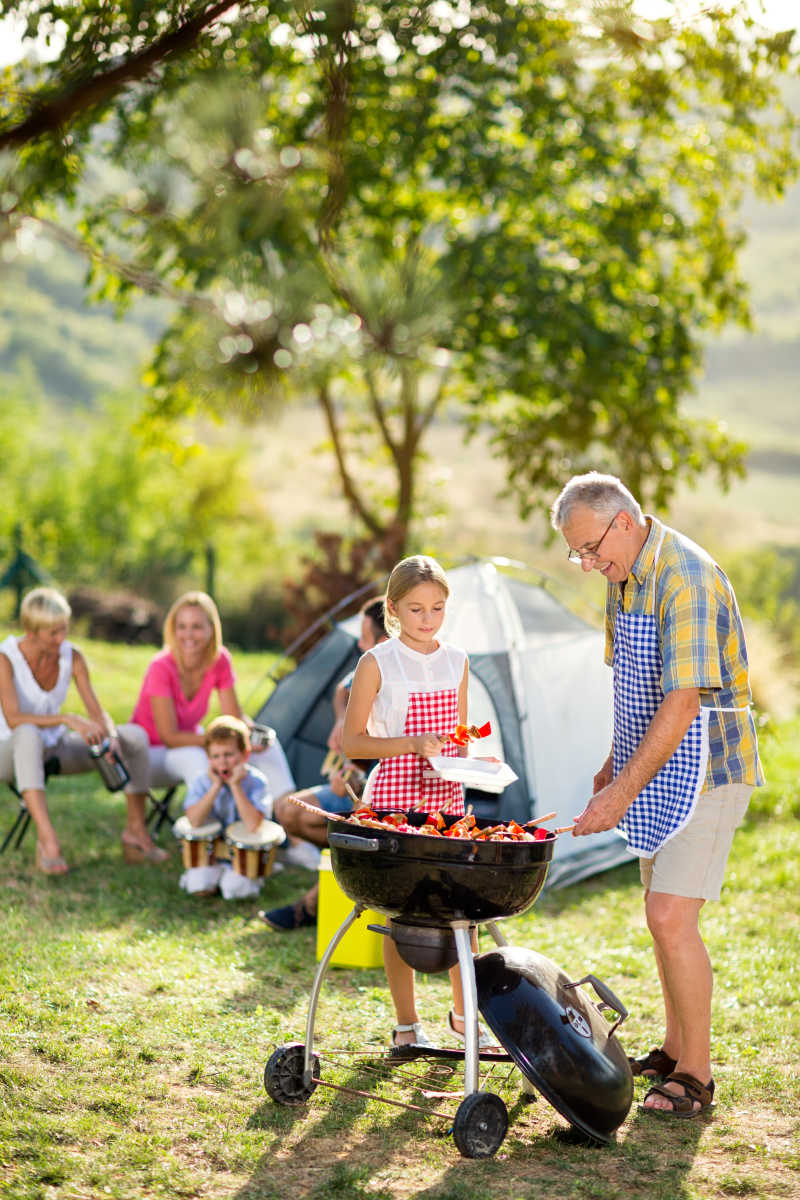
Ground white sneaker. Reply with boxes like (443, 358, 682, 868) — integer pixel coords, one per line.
(180, 864, 224, 894)
(278, 840, 322, 871)
(219, 864, 263, 900)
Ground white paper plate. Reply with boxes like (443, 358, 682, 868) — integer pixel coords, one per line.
(422, 756, 519, 794)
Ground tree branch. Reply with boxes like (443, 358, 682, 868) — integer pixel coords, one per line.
(0, 0, 245, 150)
(363, 364, 399, 462)
(317, 380, 386, 538)
(28, 213, 216, 313)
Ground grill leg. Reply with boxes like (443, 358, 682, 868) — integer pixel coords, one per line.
(452, 920, 479, 1096)
(303, 904, 365, 1083)
(485, 920, 509, 948)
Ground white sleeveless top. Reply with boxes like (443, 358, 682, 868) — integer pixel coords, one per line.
(0, 635, 73, 748)
(366, 637, 467, 738)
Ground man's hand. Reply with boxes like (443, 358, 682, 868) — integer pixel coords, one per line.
(592, 754, 614, 795)
(573, 780, 632, 837)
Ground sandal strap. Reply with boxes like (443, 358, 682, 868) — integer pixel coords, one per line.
(666, 1072, 715, 1107)
(628, 1047, 677, 1078)
(448, 1010, 500, 1052)
(392, 1021, 431, 1047)
(644, 1072, 714, 1114)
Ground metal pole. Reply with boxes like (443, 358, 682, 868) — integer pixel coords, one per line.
(303, 904, 364, 1083)
(452, 921, 479, 1096)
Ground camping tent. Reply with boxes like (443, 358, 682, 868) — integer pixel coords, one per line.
(254, 561, 633, 888)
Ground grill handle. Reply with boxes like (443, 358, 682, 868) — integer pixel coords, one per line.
(563, 974, 628, 1036)
(328, 831, 383, 853)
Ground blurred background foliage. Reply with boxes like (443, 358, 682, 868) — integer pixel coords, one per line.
(0, 2, 799, 707)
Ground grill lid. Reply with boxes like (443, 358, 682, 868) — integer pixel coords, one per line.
(475, 946, 633, 1143)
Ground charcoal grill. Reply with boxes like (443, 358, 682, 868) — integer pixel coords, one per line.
(264, 811, 633, 1158)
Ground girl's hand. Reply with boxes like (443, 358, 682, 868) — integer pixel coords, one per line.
(64, 713, 105, 745)
(413, 732, 446, 759)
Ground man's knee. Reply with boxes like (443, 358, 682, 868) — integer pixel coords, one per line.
(645, 892, 703, 944)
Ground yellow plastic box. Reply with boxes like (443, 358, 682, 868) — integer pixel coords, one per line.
(316, 850, 385, 969)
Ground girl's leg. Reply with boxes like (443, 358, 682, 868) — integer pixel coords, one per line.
(383, 936, 418, 1045)
(446, 929, 500, 1050)
(447, 927, 477, 1029)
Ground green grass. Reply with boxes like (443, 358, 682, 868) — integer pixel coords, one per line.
(1, 649, 799, 1200)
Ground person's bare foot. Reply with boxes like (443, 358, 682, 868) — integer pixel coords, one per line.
(36, 842, 69, 874)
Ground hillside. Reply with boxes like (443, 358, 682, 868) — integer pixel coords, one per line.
(0, 239, 169, 406)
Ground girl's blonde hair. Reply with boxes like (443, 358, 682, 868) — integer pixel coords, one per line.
(384, 555, 450, 636)
(163, 591, 222, 671)
(20, 587, 71, 633)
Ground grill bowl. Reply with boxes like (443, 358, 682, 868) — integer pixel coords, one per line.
(327, 811, 555, 926)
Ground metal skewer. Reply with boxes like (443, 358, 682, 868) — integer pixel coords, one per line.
(284, 793, 339, 820)
(523, 810, 557, 827)
(344, 781, 362, 807)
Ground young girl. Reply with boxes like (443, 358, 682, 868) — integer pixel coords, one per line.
(342, 555, 495, 1052)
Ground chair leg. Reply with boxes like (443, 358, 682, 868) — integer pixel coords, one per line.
(1, 804, 30, 855)
(146, 786, 179, 837)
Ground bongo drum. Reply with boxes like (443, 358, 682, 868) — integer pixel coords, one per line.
(172, 815, 223, 870)
(225, 819, 284, 880)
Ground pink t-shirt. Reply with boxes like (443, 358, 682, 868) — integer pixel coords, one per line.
(132, 647, 236, 746)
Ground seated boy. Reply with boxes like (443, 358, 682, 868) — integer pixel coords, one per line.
(179, 715, 275, 900)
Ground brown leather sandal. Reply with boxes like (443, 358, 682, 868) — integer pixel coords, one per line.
(628, 1047, 678, 1079)
(641, 1071, 715, 1118)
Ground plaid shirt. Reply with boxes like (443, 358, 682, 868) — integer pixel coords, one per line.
(604, 516, 764, 790)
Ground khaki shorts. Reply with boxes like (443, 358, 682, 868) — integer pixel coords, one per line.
(639, 782, 752, 901)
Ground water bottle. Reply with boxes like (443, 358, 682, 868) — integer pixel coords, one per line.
(249, 723, 276, 751)
(89, 737, 131, 792)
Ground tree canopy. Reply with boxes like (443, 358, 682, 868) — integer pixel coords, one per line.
(2, 1, 799, 548)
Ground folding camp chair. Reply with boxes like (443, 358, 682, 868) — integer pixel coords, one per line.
(146, 784, 181, 838)
(1, 756, 61, 854)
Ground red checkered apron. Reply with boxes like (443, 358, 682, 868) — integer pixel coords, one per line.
(369, 685, 465, 816)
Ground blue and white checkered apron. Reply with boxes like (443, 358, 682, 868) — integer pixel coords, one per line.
(612, 528, 710, 856)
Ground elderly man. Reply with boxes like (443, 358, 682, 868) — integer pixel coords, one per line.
(550, 472, 763, 1118)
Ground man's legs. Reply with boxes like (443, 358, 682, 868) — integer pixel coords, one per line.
(642, 891, 711, 1110)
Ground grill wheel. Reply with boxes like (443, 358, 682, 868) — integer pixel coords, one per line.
(264, 1043, 320, 1106)
(452, 1091, 508, 1158)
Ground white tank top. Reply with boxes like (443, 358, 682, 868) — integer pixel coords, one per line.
(0, 635, 73, 749)
(366, 637, 467, 738)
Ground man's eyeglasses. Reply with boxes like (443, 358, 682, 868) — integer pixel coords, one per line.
(567, 514, 617, 564)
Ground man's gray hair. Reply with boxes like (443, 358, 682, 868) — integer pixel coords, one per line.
(550, 472, 644, 531)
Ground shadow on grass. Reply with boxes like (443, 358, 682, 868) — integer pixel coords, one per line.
(234, 1059, 708, 1200)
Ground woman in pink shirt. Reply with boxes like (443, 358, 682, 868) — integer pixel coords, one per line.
(132, 592, 295, 800)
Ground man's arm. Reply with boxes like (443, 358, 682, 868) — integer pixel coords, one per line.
(573, 687, 700, 836)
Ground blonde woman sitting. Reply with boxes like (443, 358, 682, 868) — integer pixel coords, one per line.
(130, 591, 296, 801)
(0, 587, 167, 874)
